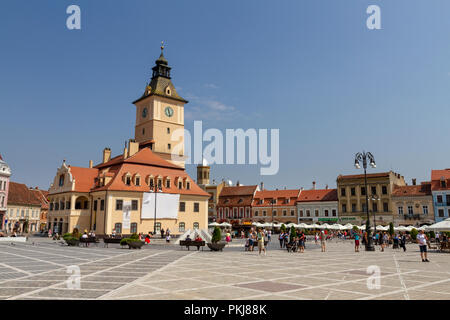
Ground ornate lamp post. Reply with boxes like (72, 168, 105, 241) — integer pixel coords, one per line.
(151, 181, 163, 235)
(354, 151, 376, 251)
(271, 199, 276, 230)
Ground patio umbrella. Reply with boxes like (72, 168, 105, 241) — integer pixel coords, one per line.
(298, 223, 308, 229)
(219, 222, 232, 227)
(208, 222, 219, 227)
(425, 218, 450, 231)
(343, 223, 354, 230)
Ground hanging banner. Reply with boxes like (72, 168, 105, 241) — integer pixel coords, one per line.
(141, 192, 180, 219)
(123, 200, 131, 229)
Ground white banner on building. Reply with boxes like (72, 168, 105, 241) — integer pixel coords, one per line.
(123, 200, 131, 229)
(141, 192, 180, 219)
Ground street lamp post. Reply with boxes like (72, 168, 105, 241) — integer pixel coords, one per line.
(354, 151, 376, 251)
(271, 199, 275, 231)
(152, 182, 163, 235)
(371, 194, 380, 236)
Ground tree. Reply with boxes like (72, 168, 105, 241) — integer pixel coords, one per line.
(389, 222, 394, 236)
(280, 224, 286, 233)
(211, 227, 221, 243)
(410, 228, 418, 241)
(289, 226, 297, 242)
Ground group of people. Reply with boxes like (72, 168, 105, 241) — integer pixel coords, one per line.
(244, 228, 267, 255)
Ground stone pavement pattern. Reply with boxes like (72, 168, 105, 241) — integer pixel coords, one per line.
(0, 238, 449, 300)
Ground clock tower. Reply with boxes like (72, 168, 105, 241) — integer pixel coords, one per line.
(132, 44, 188, 168)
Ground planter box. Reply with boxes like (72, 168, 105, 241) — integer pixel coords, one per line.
(207, 242, 226, 251)
(127, 241, 144, 249)
(65, 239, 80, 246)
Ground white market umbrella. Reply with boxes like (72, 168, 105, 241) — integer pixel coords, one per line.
(298, 223, 308, 229)
(286, 223, 296, 228)
(425, 218, 450, 231)
(321, 223, 331, 229)
(208, 222, 219, 227)
(395, 226, 408, 232)
(343, 223, 354, 230)
(358, 225, 366, 230)
(219, 222, 232, 227)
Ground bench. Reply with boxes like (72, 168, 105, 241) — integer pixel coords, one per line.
(179, 240, 205, 251)
(440, 242, 450, 253)
(79, 237, 99, 247)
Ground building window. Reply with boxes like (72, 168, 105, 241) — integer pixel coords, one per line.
(130, 223, 137, 234)
(239, 207, 244, 217)
(59, 175, 64, 187)
(272, 210, 276, 216)
(441, 180, 447, 188)
(437, 195, 443, 203)
(155, 222, 161, 233)
(362, 203, 367, 212)
(168, 144, 171, 150)
(186, 182, 190, 190)
(299, 210, 304, 217)
(382, 186, 387, 195)
(407, 206, 413, 215)
(290, 210, 294, 216)
(167, 128, 170, 134)
(179, 222, 185, 233)
(371, 186, 377, 195)
(372, 203, 378, 212)
(193, 222, 199, 229)
(438, 209, 444, 217)
(398, 206, 403, 215)
(315, 210, 319, 217)
(50, 203, 54, 211)
(383, 202, 389, 212)
(324, 210, 329, 217)
(361, 187, 366, 196)
(351, 204, 356, 212)
(93, 200, 97, 211)
(194, 202, 199, 212)
(135, 177, 140, 186)
(66, 201, 71, 209)
(342, 204, 346, 213)
(178, 182, 182, 189)
(306, 210, 310, 217)
(116, 200, 123, 210)
(179, 202, 185, 212)
(283, 210, 287, 216)
(157, 179, 162, 189)
(351, 188, 356, 196)
(263, 210, 267, 217)
(114, 223, 122, 234)
(341, 188, 346, 197)
(423, 206, 428, 215)
(132, 200, 138, 211)
(166, 179, 171, 188)
(100, 199, 105, 211)
(149, 178, 154, 189)
(446, 195, 450, 204)
(255, 211, 259, 216)
(332, 209, 337, 217)
(126, 176, 131, 186)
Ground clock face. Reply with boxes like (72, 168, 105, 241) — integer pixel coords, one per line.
(165, 106, 174, 117)
(142, 107, 148, 118)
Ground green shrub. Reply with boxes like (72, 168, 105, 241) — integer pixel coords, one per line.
(120, 238, 131, 246)
(410, 228, 418, 240)
(63, 233, 73, 240)
(130, 233, 139, 240)
(211, 227, 221, 243)
(289, 226, 297, 242)
(280, 224, 286, 233)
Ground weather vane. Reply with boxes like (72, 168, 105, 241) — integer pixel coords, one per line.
(161, 41, 165, 53)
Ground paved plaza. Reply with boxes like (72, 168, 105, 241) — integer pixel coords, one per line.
(0, 238, 449, 300)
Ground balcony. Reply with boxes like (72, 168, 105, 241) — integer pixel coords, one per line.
(434, 202, 448, 207)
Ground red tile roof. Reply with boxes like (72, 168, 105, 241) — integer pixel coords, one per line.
(220, 185, 258, 197)
(252, 189, 300, 207)
(7, 182, 42, 206)
(392, 183, 431, 197)
(31, 188, 50, 209)
(69, 166, 99, 193)
(431, 169, 450, 191)
(297, 189, 338, 202)
(337, 172, 391, 180)
(94, 147, 182, 170)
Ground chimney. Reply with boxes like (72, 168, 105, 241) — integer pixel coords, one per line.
(260, 182, 264, 190)
(127, 139, 139, 158)
(236, 181, 240, 186)
(89, 160, 93, 168)
(123, 141, 128, 159)
(325, 184, 328, 189)
(102, 148, 111, 163)
(312, 181, 316, 190)
(412, 178, 417, 186)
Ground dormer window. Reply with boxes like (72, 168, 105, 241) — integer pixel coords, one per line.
(135, 176, 141, 186)
(238, 198, 243, 204)
(441, 178, 446, 188)
(166, 178, 171, 188)
(126, 176, 131, 186)
(157, 179, 162, 189)
(178, 181, 182, 189)
(259, 199, 263, 205)
(186, 181, 190, 190)
(59, 175, 64, 187)
(285, 198, 289, 204)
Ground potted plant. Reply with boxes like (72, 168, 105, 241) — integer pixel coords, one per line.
(122, 233, 144, 249)
(63, 230, 80, 246)
(207, 227, 226, 251)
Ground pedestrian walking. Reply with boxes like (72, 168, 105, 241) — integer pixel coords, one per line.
(354, 232, 360, 252)
(279, 232, 284, 248)
(320, 230, 326, 252)
(257, 229, 266, 256)
(417, 230, 429, 262)
(298, 230, 305, 253)
(399, 232, 407, 252)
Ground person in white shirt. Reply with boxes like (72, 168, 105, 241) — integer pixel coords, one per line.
(416, 230, 429, 262)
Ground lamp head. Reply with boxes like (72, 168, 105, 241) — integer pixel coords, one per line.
(354, 160, 361, 169)
(370, 161, 376, 168)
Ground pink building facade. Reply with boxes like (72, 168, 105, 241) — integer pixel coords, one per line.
(0, 154, 11, 231)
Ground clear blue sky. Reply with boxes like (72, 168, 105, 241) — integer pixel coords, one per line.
(1, 0, 450, 190)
